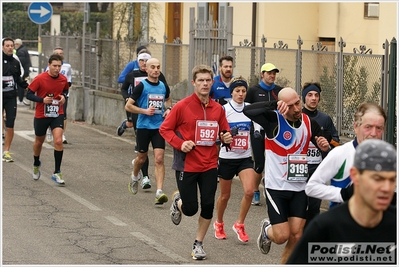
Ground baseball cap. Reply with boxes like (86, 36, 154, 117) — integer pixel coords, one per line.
(353, 139, 397, 172)
(261, 63, 279, 73)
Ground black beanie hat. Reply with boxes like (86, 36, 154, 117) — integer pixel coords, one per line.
(136, 45, 147, 55)
(302, 84, 321, 101)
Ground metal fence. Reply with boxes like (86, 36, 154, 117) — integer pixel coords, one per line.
(37, 24, 396, 144)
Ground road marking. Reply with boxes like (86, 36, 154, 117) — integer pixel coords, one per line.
(14, 161, 101, 211)
(14, 130, 53, 149)
(130, 232, 190, 263)
(105, 216, 127, 226)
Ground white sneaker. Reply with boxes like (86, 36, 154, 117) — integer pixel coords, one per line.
(62, 134, 68, 144)
(17, 101, 24, 106)
(46, 128, 53, 143)
(51, 172, 65, 186)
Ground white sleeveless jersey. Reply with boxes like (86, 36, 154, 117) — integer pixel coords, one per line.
(264, 112, 311, 191)
(219, 101, 252, 159)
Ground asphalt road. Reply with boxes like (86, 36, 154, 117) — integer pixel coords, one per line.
(2, 104, 329, 266)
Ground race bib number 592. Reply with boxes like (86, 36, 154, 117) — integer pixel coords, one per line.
(195, 120, 219, 146)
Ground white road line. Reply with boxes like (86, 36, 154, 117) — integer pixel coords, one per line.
(130, 232, 190, 263)
(104, 216, 127, 226)
(14, 161, 101, 211)
(14, 130, 53, 149)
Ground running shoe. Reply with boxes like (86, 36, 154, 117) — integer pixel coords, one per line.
(155, 191, 168, 205)
(257, 218, 272, 254)
(232, 222, 249, 242)
(191, 241, 206, 260)
(2, 151, 14, 162)
(62, 134, 68, 144)
(128, 159, 142, 195)
(51, 172, 65, 186)
(141, 176, 151, 189)
(170, 191, 181, 225)
(117, 119, 127, 136)
(252, 191, 261, 206)
(32, 161, 41, 180)
(46, 128, 53, 143)
(213, 221, 227, 240)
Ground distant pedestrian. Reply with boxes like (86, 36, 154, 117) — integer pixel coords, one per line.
(2, 37, 29, 162)
(159, 64, 232, 260)
(14, 38, 31, 106)
(26, 54, 69, 185)
(118, 45, 147, 83)
(287, 139, 397, 264)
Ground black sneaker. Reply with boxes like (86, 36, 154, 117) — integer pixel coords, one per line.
(117, 119, 127, 136)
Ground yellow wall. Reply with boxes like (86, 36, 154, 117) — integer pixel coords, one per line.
(124, 2, 397, 55)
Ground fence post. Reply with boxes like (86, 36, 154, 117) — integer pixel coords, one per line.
(295, 35, 303, 94)
(336, 37, 346, 136)
(386, 37, 397, 146)
(188, 7, 195, 97)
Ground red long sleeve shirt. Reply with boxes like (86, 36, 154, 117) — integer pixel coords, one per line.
(159, 93, 230, 172)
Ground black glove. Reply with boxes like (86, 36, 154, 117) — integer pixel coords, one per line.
(253, 130, 262, 140)
(215, 97, 227, 106)
(340, 183, 354, 201)
(221, 130, 231, 152)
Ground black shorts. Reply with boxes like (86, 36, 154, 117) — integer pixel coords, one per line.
(34, 115, 64, 136)
(218, 157, 254, 180)
(3, 97, 17, 128)
(265, 188, 307, 225)
(136, 128, 165, 153)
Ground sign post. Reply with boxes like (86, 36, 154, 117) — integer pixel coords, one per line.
(28, 2, 53, 53)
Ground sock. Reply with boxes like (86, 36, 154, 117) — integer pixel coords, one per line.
(156, 189, 163, 195)
(265, 224, 271, 240)
(131, 173, 139, 181)
(141, 156, 149, 176)
(34, 155, 40, 166)
(194, 239, 202, 245)
(54, 150, 63, 173)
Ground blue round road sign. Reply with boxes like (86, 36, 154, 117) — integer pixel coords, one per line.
(28, 2, 53, 25)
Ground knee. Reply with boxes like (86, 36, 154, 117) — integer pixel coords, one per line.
(243, 188, 254, 199)
(272, 228, 290, 244)
(154, 154, 164, 165)
(219, 191, 231, 203)
(182, 201, 198, 217)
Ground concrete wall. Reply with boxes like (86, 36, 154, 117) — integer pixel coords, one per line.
(67, 81, 188, 128)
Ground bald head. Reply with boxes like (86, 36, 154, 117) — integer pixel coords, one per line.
(146, 58, 160, 68)
(278, 87, 302, 121)
(146, 58, 161, 81)
(278, 87, 299, 102)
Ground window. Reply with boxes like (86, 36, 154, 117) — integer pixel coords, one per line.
(364, 2, 379, 19)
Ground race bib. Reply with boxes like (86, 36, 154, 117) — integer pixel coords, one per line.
(44, 99, 60, 117)
(195, 120, 219, 146)
(307, 142, 322, 164)
(147, 94, 164, 114)
(2, 75, 15, 92)
(286, 154, 308, 182)
(230, 130, 249, 153)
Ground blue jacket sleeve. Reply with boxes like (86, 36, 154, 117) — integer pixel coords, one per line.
(118, 61, 135, 83)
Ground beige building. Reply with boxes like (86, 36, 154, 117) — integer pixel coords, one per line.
(127, 2, 397, 55)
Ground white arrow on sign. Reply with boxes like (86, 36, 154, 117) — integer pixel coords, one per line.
(29, 6, 51, 17)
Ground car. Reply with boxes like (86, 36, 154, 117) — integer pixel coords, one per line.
(28, 50, 45, 82)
